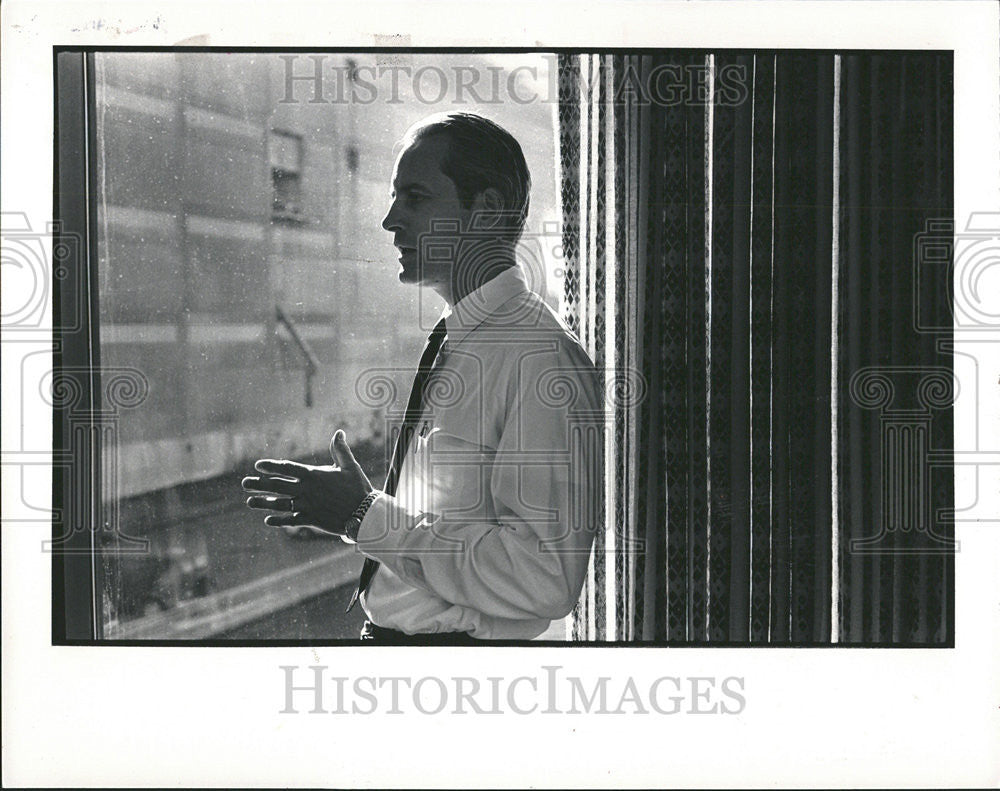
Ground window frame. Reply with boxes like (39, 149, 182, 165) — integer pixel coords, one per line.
(53, 49, 105, 642)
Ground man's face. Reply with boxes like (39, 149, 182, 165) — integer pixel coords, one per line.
(381, 134, 472, 288)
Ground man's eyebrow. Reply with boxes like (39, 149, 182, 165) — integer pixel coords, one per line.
(390, 181, 433, 195)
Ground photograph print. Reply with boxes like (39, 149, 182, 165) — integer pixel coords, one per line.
(50, 48, 955, 646)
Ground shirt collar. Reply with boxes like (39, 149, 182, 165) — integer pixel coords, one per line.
(441, 265, 531, 347)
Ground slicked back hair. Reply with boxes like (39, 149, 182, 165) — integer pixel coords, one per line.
(401, 112, 531, 240)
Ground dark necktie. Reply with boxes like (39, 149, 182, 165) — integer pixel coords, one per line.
(346, 316, 448, 613)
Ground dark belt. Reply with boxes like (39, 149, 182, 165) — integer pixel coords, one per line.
(360, 620, 479, 645)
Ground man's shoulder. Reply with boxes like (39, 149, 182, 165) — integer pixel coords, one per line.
(474, 291, 601, 406)
(477, 289, 589, 353)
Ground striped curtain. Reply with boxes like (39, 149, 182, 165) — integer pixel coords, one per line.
(558, 53, 954, 645)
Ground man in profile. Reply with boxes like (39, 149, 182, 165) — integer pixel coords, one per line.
(243, 112, 602, 642)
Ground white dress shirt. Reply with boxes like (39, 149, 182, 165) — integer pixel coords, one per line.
(355, 265, 603, 639)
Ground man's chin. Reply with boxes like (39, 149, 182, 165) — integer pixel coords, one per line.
(398, 266, 422, 285)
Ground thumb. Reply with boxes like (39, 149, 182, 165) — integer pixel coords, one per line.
(330, 430, 358, 468)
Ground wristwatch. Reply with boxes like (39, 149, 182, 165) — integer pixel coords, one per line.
(343, 490, 380, 542)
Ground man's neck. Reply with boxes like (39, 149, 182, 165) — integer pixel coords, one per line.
(432, 252, 518, 306)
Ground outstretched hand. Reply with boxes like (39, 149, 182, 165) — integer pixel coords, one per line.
(242, 430, 374, 537)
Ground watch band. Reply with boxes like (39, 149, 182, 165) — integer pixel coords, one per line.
(344, 490, 381, 541)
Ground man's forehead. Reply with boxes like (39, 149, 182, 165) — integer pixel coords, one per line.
(391, 135, 451, 185)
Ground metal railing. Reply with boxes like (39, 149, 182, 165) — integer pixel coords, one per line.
(275, 304, 320, 407)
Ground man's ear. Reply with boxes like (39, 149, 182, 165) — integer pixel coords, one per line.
(469, 187, 505, 230)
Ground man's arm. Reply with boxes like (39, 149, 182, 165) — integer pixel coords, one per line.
(353, 342, 604, 621)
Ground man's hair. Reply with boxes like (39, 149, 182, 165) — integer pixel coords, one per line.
(401, 112, 531, 240)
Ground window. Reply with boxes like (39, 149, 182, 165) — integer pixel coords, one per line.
(53, 50, 561, 642)
(269, 129, 304, 222)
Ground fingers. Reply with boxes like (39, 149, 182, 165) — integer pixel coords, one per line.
(241, 475, 297, 496)
(245, 495, 296, 512)
(263, 513, 318, 529)
(254, 458, 311, 477)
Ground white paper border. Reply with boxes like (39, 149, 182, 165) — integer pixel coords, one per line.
(2, 1, 999, 787)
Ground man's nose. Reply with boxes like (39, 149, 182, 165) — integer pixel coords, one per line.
(381, 201, 403, 232)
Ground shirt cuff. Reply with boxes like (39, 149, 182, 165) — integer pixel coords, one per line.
(353, 492, 427, 558)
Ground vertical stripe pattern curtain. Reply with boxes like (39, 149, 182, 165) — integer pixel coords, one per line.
(557, 52, 954, 644)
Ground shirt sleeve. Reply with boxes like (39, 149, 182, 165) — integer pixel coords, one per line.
(354, 339, 604, 621)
